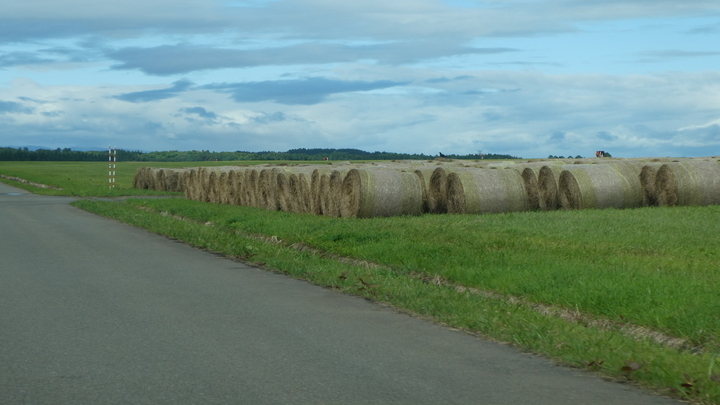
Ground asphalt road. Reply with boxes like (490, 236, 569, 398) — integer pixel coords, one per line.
(0, 181, 681, 404)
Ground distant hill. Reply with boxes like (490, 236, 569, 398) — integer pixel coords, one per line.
(1, 145, 107, 152)
(0, 147, 519, 162)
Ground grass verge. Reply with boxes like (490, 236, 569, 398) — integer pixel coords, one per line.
(73, 197, 720, 404)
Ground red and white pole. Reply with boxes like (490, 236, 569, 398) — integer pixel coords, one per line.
(108, 146, 117, 189)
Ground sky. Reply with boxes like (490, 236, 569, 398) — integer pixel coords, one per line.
(1, 0, 719, 158)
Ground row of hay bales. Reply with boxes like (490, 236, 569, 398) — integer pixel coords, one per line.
(133, 157, 720, 218)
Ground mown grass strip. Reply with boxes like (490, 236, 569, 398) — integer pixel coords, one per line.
(119, 197, 720, 349)
(74, 198, 720, 404)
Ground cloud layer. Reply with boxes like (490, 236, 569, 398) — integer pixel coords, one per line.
(1, 0, 719, 157)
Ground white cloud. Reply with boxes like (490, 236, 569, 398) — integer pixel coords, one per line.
(1, 0, 720, 157)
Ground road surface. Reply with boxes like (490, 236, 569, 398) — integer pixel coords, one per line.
(0, 181, 680, 404)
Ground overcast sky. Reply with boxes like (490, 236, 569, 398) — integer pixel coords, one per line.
(1, 0, 719, 158)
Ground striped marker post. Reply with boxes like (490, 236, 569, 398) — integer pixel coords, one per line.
(108, 146, 117, 189)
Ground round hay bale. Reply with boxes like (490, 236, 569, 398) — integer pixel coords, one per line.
(282, 166, 318, 214)
(655, 161, 720, 207)
(295, 172, 312, 213)
(446, 167, 528, 214)
(164, 169, 188, 193)
(154, 168, 168, 191)
(183, 168, 200, 200)
(203, 167, 234, 202)
(309, 169, 326, 215)
(308, 166, 332, 215)
(486, 161, 520, 168)
(207, 171, 221, 204)
(327, 169, 351, 217)
(537, 165, 565, 210)
(428, 167, 449, 214)
(428, 166, 466, 214)
(244, 169, 259, 208)
(276, 171, 303, 213)
(196, 167, 212, 202)
(340, 168, 423, 218)
(275, 172, 292, 212)
(558, 163, 644, 210)
(217, 172, 233, 205)
(639, 163, 664, 207)
(316, 168, 356, 217)
(319, 172, 332, 216)
(308, 166, 338, 213)
(413, 167, 434, 214)
(132, 167, 143, 189)
(521, 167, 541, 210)
(146, 167, 159, 190)
(258, 168, 280, 210)
(133, 167, 153, 189)
(225, 170, 238, 205)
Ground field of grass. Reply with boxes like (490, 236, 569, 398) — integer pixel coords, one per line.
(0, 160, 315, 196)
(3, 161, 720, 403)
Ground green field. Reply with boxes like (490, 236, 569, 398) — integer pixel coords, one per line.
(3, 161, 720, 403)
(0, 160, 311, 196)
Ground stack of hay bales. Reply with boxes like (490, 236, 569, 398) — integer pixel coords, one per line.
(132, 157, 720, 218)
(446, 167, 528, 214)
(654, 160, 720, 207)
(340, 168, 424, 218)
(557, 163, 645, 210)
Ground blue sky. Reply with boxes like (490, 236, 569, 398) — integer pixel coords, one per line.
(1, 0, 719, 158)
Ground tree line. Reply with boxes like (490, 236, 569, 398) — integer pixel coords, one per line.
(0, 147, 519, 162)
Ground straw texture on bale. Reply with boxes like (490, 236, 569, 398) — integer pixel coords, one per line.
(136, 158, 720, 218)
(221, 171, 237, 205)
(207, 171, 221, 204)
(428, 167, 449, 214)
(195, 167, 210, 202)
(309, 169, 327, 215)
(243, 169, 259, 207)
(227, 170, 243, 205)
(276, 171, 309, 213)
(328, 170, 348, 217)
(340, 168, 423, 218)
(167, 169, 189, 193)
(183, 168, 200, 200)
(446, 167, 528, 214)
(154, 168, 169, 191)
(278, 166, 317, 214)
(655, 161, 720, 207)
(275, 171, 292, 212)
(558, 163, 644, 210)
(318, 169, 353, 217)
(156, 168, 187, 192)
(538, 166, 563, 211)
(413, 167, 436, 214)
(318, 173, 333, 216)
(132, 167, 143, 189)
(428, 166, 465, 214)
(521, 167, 541, 210)
(133, 167, 150, 189)
(639, 163, 665, 207)
(258, 168, 280, 210)
(295, 173, 312, 213)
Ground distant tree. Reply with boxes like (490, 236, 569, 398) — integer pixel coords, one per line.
(0, 147, 520, 162)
